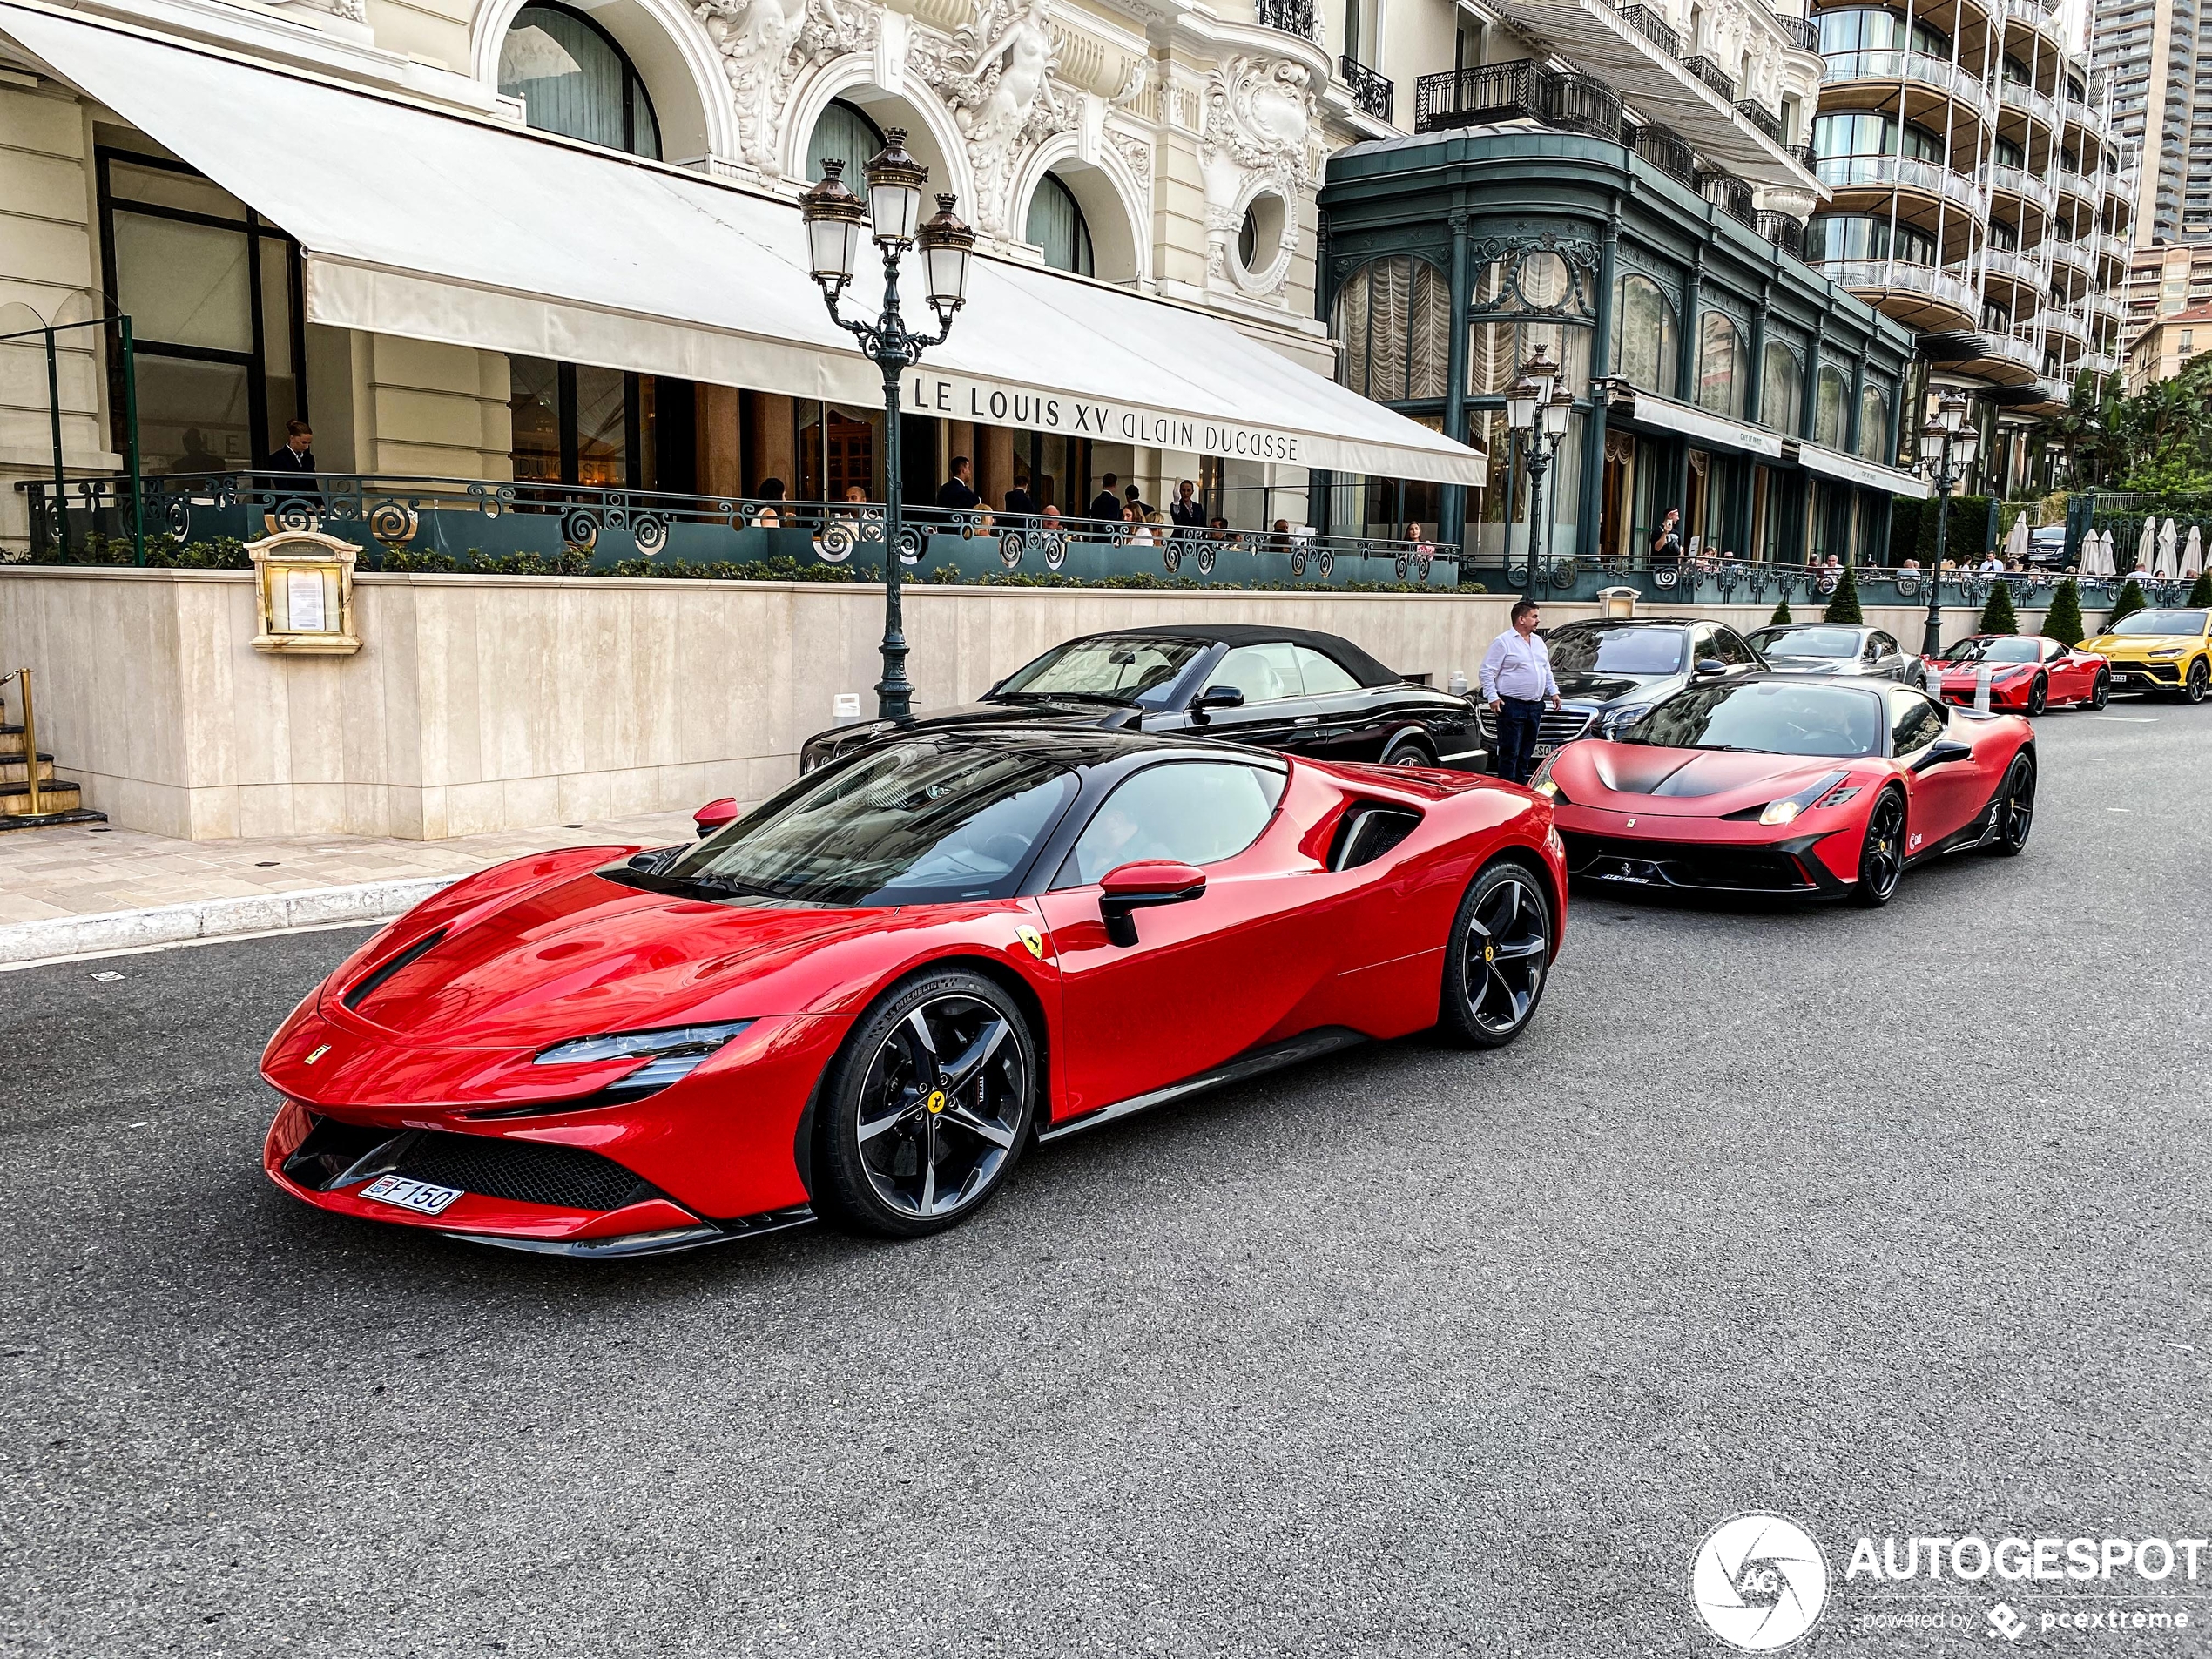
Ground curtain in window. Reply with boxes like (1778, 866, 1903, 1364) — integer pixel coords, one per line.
(501, 5, 657, 157)
(1611, 274, 1676, 397)
(1025, 175, 1096, 276)
(1368, 257, 1412, 401)
(1697, 312, 1745, 420)
(1409, 262, 1449, 400)
(808, 99, 883, 204)
(1857, 385, 1892, 461)
(1761, 342, 1802, 431)
(1814, 367, 1849, 448)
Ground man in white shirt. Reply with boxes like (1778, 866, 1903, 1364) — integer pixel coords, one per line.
(1480, 600, 1563, 785)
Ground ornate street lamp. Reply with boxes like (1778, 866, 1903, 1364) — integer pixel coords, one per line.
(1917, 388, 1979, 657)
(799, 134, 974, 722)
(1507, 346, 1576, 605)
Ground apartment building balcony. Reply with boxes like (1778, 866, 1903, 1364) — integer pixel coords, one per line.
(1820, 50, 1997, 125)
(1440, 0, 1821, 185)
(2054, 165, 2096, 213)
(2047, 237, 2091, 282)
(1756, 209, 1807, 256)
(1697, 166, 1758, 226)
(2077, 349, 2118, 377)
(1414, 61, 1624, 140)
(1998, 77, 2058, 134)
(1814, 256, 1979, 331)
(1339, 54, 1394, 123)
(1975, 246, 2047, 307)
(1986, 163, 2055, 217)
(2086, 288, 2125, 330)
(1255, 0, 1322, 43)
(1777, 12, 1819, 50)
(1816, 152, 1986, 220)
(2042, 300, 2089, 344)
(2000, 0, 2066, 51)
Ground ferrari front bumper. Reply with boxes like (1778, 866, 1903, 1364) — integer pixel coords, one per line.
(1557, 819, 1856, 898)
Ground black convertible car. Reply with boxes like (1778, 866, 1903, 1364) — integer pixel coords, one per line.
(798, 624, 1487, 774)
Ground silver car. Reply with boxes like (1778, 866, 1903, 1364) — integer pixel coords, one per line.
(1745, 624, 1927, 688)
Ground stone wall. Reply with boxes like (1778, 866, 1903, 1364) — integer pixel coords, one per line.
(0, 567, 2108, 840)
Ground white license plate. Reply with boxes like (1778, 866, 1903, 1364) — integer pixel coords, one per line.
(1532, 743, 1555, 759)
(360, 1173, 463, 1216)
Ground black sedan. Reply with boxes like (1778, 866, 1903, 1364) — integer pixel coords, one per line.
(1476, 616, 1770, 758)
(1745, 623, 1925, 687)
(798, 624, 1486, 774)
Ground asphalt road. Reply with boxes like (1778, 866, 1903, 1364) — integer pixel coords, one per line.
(2, 703, 2207, 1658)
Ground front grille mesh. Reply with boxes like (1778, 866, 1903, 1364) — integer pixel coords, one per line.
(1478, 707, 1597, 744)
(392, 1130, 657, 1212)
(1561, 833, 1814, 892)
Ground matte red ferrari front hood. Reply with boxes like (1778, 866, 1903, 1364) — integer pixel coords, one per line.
(1563, 744, 1849, 816)
(325, 867, 902, 1046)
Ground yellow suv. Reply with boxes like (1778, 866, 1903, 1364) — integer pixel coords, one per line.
(2082, 605, 2212, 703)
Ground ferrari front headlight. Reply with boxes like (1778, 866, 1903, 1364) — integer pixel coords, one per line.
(534, 1021, 754, 1091)
(1755, 769, 1850, 828)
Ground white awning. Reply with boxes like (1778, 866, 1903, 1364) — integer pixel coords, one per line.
(1792, 441, 1930, 499)
(1616, 389, 1786, 458)
(0, 2, 1486, 485)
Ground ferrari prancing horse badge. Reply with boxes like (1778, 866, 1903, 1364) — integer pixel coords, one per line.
(1015, 926, 1045, 959)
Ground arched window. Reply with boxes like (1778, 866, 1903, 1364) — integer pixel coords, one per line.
(807, 99, 885, 205)
(500, 3, 660, 158)
(1026, 173, 1095, 277)
(1610, 274, 1677, 398)
(1761, 341, 1802, 431)
(1696, 311, 1745, 419)
(1814, 364, 1850, 447)
(1857, 382, 1892, 461)
(1335, 256, 1450, 402)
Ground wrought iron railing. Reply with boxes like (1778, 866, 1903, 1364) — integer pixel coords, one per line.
(1755, 211, 1806, 257)
(1628, 119, 1698, 185)
(1412, 62, 1622, 140)
(1339, 54, 1395, 122)
(10, 473, 1466, 589)
(1682, 53, 1737, 100)
(1256, 0, 1320, 43)
(1785, 141, 1817, 170)
(1696, 167, 1757, 226)
(1735, 98, 1784, 142)
(1613, 1, 1683, 57)
(1777, 13, 1819, 51)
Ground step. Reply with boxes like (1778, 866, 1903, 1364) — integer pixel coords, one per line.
(0, 753, 56, 786)
(0, 725, 24, 759)
(0, 804, 106, 834)
(0, 780, 83, 815)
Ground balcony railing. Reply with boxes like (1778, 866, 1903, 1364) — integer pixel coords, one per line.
(1816, 152, 1985, 218)
(1255, 0, 1320, 43)
(2047, 237, 2090, 275)
(1627, 118, 1697, 185)
(1613, 0, 1683, 57)
(1682, 53, 1737, 100)
(1978, 246, 2047, 286)
(2054, 166, 2097, 204)
(1786, 141, 1817, 170)
(10, 474, 1465, 588)
(1696, 167, 1757, 226)
(1814, 257, 1980, 320)
(2003, 0, 2064, 42)
(1777, 13, 1818, 50)
(1986, 163, 2056, 212)
(1755, 210, 1806, 257)
(1339, 54, 1394, 122)
(1821, 51, 1994, 119)
(1735, 98, 1783, 142)
(1999, 77, 2059, 129)
(1413, 61, 1623, 141)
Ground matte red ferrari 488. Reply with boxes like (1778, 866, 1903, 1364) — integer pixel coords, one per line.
(263, 729, 1566, 1255)
(1538, 675, 2034, 907)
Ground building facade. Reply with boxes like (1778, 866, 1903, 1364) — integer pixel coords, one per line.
(2088, 0, 2209, 245)
(2124, 239, 2212, 340)
(2124, 296, 2212, 388)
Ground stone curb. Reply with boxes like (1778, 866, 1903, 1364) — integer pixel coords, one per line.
(0, 876, 464, 966)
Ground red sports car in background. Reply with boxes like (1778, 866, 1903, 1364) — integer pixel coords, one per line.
(263, 729, 1566, 1256)
(1922, 634, 2109, 713)
(1537, 675, 2035, 907)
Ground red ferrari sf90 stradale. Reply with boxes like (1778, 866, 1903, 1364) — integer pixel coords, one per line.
(1538, 675, 2034, 907)
(263, 728, 1567, 1256)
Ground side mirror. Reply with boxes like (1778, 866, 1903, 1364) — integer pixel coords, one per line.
(1912, 738, 1973, 772)
(1098, 860, 1206, 947)
(1693, 658, 1728, 678)
(1190, 685, 1245, 722)
(694, 797, 740, 838)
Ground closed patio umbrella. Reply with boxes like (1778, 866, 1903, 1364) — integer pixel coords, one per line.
(2159, 518, 2180, 579)
(2136, 519, 2155, 577)
(2187, 524, 2203, 576)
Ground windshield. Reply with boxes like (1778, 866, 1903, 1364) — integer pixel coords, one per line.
(1547, 626, 1687, 677)
(644, 738, 1077, 906)
(1940, 637, 2041, 664)
(993, 635, 1209, 709)
(1751, 626, 1860, 658)
(2109, 609, 2209, 637)
(1621, 681, 1884, 758)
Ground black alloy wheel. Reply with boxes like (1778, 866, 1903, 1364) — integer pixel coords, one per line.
(2188, 658, 2210, 705)
(816, 971, 1036, 1238)
(1439, 859, 1552, 1048)
(2088, 671, 2109, 711)
(1988, 752, 2036, 857)
(1852, 789, 1907, 908)
(1381, 732, 1437, 768)
(2027, 674, 2048, 715)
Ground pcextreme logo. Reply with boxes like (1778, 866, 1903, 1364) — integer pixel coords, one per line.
(1690, 1512, 1831, 1651)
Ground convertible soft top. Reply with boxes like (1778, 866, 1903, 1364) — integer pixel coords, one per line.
(1085, 624, 1400, 689)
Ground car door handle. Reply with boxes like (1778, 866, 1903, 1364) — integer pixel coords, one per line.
(1294, 716, 1320, 725)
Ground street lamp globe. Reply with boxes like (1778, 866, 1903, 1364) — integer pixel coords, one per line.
(1919, 419, 1946, 465)
(863, 130, 929, 246)
(916, 194, 976, 323)
(1953, 424, 1979, 469)
(799, 161, 867, 294)
(1506, 375, 1539, 433)
(1936, 389, 1968, 435)
(1542, 387, 1574, 441)
(1520, 342, 1558, 407)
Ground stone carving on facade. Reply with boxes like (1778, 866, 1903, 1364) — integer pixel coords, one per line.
(913, 0, 1077, 238)
(1197, 54, 1314, 290)
(1105, 127, 1152, 210)
(691, 0, 874, 174)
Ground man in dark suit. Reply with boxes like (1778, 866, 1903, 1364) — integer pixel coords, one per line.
(936, 455, 980, 509)
(1004, 472, 1036, 516)
(261, 420, 315, 476)
(1087, 473, 1120, 523)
